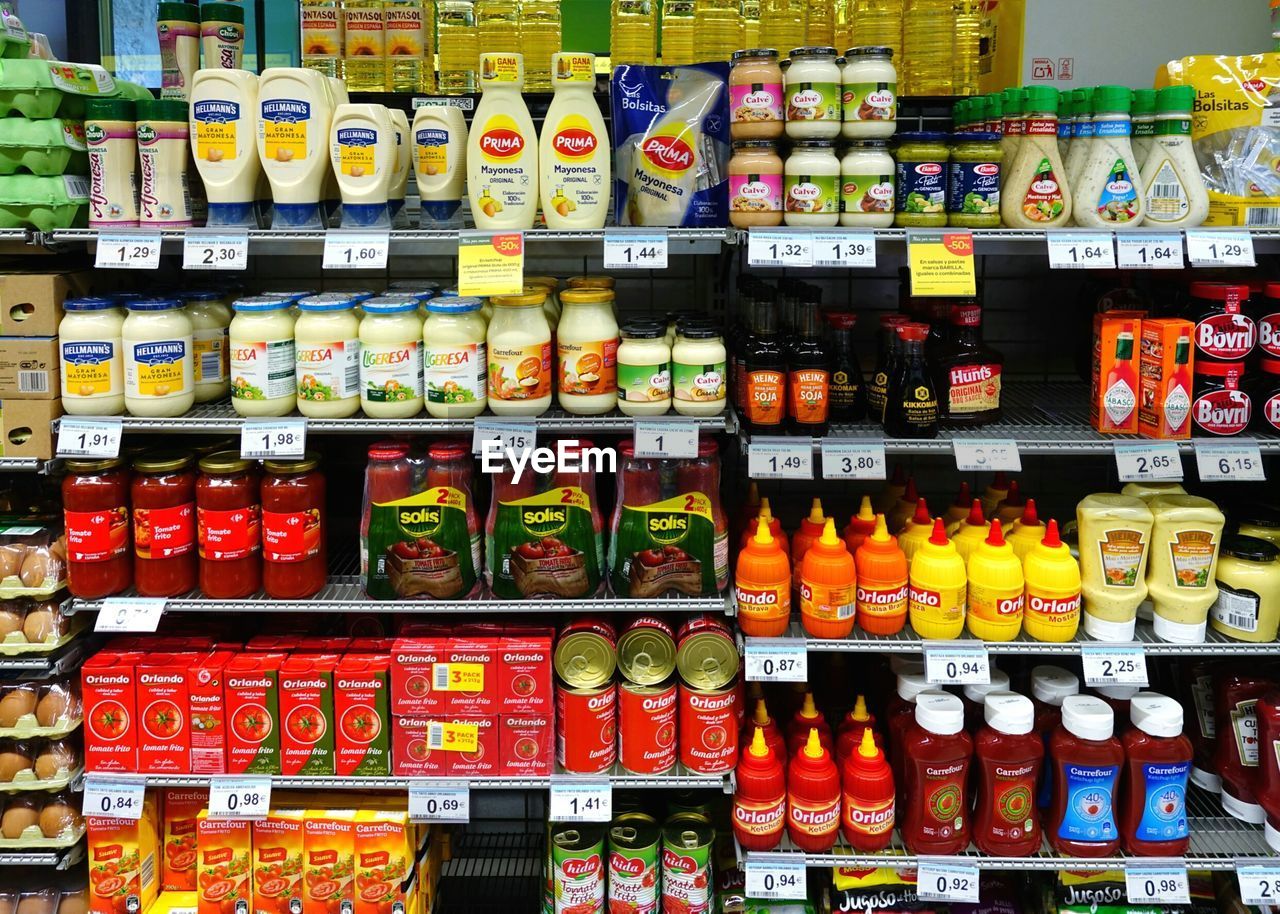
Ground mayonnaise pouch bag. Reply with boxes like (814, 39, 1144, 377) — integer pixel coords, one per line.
(611, 62, 729, 227)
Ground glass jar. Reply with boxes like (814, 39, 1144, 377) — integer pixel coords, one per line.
(131, 451, 197, 597)
(730, 48, 785, 140)
(424, 295, 488, 419)
(557, 288, 619, 416)
(525, 274, 561, 327)
(183, 290, 231, 403)
(617, 319, 672, 417)
(841, 46, 897, 139)
(294, 295, 361, 419)
(1239, 509, 1280, 549)
(894, 131, 948, 227)
(358, 296, 424, 419)
(785, 139, 840, 226)
(1253, 356, 1280, 435)
(947, 131, 1003, 228)
(1209, 534, 1280, 643)
(123, 298, 195, 417)
(565, 275, 615, 292)
(487, 290, 553, 416)
(62, 458, 132, 599)
(261, 455, 326, 600)
(840, 140, 894, 227)
(59, 297, 125, 416)
(196, 450, 261, 599)
(229, 296, 296, 417)
(784, 46, 841, 139)
(672, 324, 727, 416)
(729, 140, 784, 228)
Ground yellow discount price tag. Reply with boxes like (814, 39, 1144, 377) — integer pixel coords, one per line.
(437, 662, 485, 692)
(907, 230, 976, 297)
(458, 230, 525, 297)
(430, 721, 479, 753)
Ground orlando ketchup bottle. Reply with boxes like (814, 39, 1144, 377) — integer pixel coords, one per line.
(735, 518, 792, 637)
(733, 727, 786, 851)
(740, 698, 787, 763)
(1121, 691, 1192, 856)
(786, 728, 840, 852)
(1048, 695, 1124, 856)
(786, 692, 833, 756)
(835, 694, 878, 765)
(842, 727, 895, 850)
(973, 691, 1043, 856)
(900, 691, 973, 855)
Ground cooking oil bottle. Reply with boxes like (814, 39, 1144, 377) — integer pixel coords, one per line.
(952, 0, 982, 96)
(833, 0, 851, 53)
(476, 0, 520, 51)
(661, 0, 695, 65)
(694, 0, 743, 60)
(760, 0, 804, 56)
(301, 0, 344, 79)
(436, 0, 478, 92)
(341, 0, 386, 91)
(902, 0, 953, 94)
(852, 0, 902, 62)
(740, 0, 761, 49)
(805, 1, 835, 47)
(611, 0, 657, 65)
(385, 0, 434, 93)
(520, 0, 561, 91)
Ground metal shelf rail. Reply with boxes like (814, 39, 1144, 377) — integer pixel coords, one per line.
(434, 828, 544, 914)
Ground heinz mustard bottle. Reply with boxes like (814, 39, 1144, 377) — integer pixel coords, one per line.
(909, 518, 967, 640)
(801, 519, 856, 639)
(965, 519, 1025, 642)
(1023, 519, 1082, 643)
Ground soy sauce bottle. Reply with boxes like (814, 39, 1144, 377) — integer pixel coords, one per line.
(868, 313, 909, 421)
(788, 293, 833, 436)
(742, 287, 788, 434)
(826, 312, 867, 422)
(883, 322, 938, 439)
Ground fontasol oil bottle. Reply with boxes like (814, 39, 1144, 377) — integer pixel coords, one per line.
(909, 518, 967, 640)
(468, 52, 538, 229)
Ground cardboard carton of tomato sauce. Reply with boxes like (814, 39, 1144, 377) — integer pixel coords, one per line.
(252, 809, 305, 914)
(391, 716, 449, 777)
(279, 654, 337, 777)
(334, 654, 390, 777)
(160, 788, 207, 891)
(302, 809, 357, 914)
(345, 636, 396, 652)
(442, 636, 497, 714)
(83, 649, 144, 773)
(224, 652, 286, 775)
(501, 712, 554, 776)
(390, 636, 447, 716)
(137, 653, 200, 775)
(88, 794, 160, 914)
(353, 811, 420, 914)
(498, 631, 552, 714)
(447, 714, 498, 776)
(196, 811, 252, 914)
(190, 649, 235, 775)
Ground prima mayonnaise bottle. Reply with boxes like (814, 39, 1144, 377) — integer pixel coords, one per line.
(189, 68, 261, 227)
(388, 107, 411, 223)
(413, 104, 467, 223)
(468, 52, 539, 230)
(257, 67, 333, 229)
(329, 103, 396, 228)
(540, 52, 610, 230)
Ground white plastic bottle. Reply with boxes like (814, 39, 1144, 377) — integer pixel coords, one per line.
(322, 77, 349, 220)
(468, 52, 539, 230)
(189, 69, 261, 227)
(539, 52, 610, 230)
(1139, 85, 1209, 229)
(256, 67, 333, 229)
(413, 105, 468, 223)
(329, 103, 396, 227)
(388, 107, 412, 223)
(1071, 85, 1144, 230)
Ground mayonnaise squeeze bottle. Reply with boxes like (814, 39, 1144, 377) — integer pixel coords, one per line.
(1146, 495, 1225, 644)
(1007, 497, 1046, 561)
(413, 104, 467, 223)
(1023, 520, 1082, 643)
(322, 77, 348, 218)
(257, 67, 332, 229)
(1078, 493, 1154, 642)
(965, 519, 1025, 642)
(899, 498, 935, 563)
(540, 52, 610, 229)
(843, 495, 878, 554)
(469, 52, 539, 230)
(190, 69, 260, 227)
(388, 107, 411, 221)
(329, 103, 396, 227)
(950, 499, 991, 563)
(909, 518, 968, 640)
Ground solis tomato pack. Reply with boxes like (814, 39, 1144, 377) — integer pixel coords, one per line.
(252, 809, 305, 914)
(160, 788, 206, 891)
(196, 812, 252, 914)
(279, 655, 337, 776)
(485, 481, 602, 599)
(366, 484, 481, 600)
(225, 653, 285, 775)
(334, 654, 390, 777)
(302, 810, 357, 914)
(87, 796, 159, 914)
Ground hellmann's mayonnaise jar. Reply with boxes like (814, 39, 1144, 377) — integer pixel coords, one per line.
(359, 296, 424, 419)
(59, 297, 125, 416)
(122, 298, 194, 417)
(425, 296, 488, 419)
(295, 294, 362, 419)
(1146, 494, 1225, 644)
(189, 68, 261, 227)
(229, 295, 296, 417)
(556, 288, 618, 416)
(183, 290, 230, 403)
(330, 103, 396, 227)
(256, 66, 333, 229)
(1077, 493, 1154, 642)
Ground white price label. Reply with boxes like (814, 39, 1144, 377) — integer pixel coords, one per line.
(183, 230, 249, 271)
(1047, 233, 1116, 270)
(549, 779, 611, 823)
(471, 419, 537, 456)
(1114, 442, 1182, 482)
(953, 439, 1022, 473)
(748, 438, 813, 480)
(1080, 643, 1148, 687)
(240, 418, 307, 460)
(1117, 234, 1184, 269)
(916, 860, 981, 904)
(323, 230, 390, 270)
(924, 643, 991, 685)
(95, 232, 162, 270)
(603, 230, 669, 270)
(1186, 230, 1256, 267)
(84, 775, 147, 820)
(811, 231, 876, 268)
(744, 860, 808, 901)
(743, 639, 808, 682)
(1125, 865, 1190, 905)
(633, 419, 698, 459)
(820, 440, 887, 480)
(96, 598, 167, 633)
(747, 229, 813, 267)
(57, 416, 122, 458)
(208, 776, 273, 818)
(1195, 440, 1266, 482)
(408, 783, 470, 823)
(1236, 866, 1280, 906)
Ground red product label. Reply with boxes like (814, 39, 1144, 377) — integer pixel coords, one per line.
(618, 681, 677, 775)
(984, 760, 1039, 841)
(391, 715, 449, 776)
(262, 509, 321, 562)
(447, 715, 498, 776)
(1260, 312, 1280, 357)
(843, 794, 895, 839)
(82, 653, 138, 772)
(788, 369, 830, 425)
(134, 503, 195, 559)
(1263, 393, 1280, 431)
(678, 683, 738, 774)
(556, 683, 617, 774)
(1196, 313, 1257, 360)
(137, 659, 193, 774)
(390, 637, 446, 716)
(787, 794, 840, 839)
(198, 505, 261, 560)
(498, 635, 551, 714)
(66, 507, 129, 562)
(912, 757, 969, 841)
(733, 795, 785, 839)
(1194, 388, 1252, 436)
(188, 653, 229, 774)
(500, 713, 553, 776)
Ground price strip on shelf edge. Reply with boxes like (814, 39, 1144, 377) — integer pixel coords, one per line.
(182, 230, 249, 271)
(1117, 234, 1185, 270)
(472, 418, 536, 457)
(812, 231, 877, 268)
(744, 860, 808, 902)
(907, 230, 976, 297)
(240, 417, 307, 460)
(96, 598, 167, 633)
(747, 229, 813, 268)
(549, 779, 612, 823)
(748, 438, 813, 480)
(744, 638, 808, 683)
(820, 439, 887, 480)
(924, 642, 991, 686)
(1195, 439, 1266, 482)
(84, 775, 147, 821)
(322, 230, 390, 270)
(1047, 232, 1116, 270)
(208, 776, 273, 818)
(1186, 230, 1256, 268)
(916, 860, 982, 904)
(953, 439, 1022, 473)
(457, 231, 525, 297)
(57, 416, 122, 459)
(1114, 441, 1183, 482)
(408, 782, 470, 823)
(633, 418, 698, 459)
(1080, 643, 1149, 687)
(603, 230, 669, 270)
(95, 231, 163, 270)
(1125, 864, 1191, 906)
(1236, 865, 1280, 906)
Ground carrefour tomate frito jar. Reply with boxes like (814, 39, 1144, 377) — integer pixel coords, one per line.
(130, 451, 197, 597)
(261, 455, 325, 599)
(63, 458, 132, 599)
(196, 451, 261, 599)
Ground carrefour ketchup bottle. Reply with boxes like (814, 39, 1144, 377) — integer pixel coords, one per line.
(841, 727, 895, 851)
(786, 728, 841, 852)
(740, 698, 787, 763)
(1031, 664, 1080, 809)
(733, 727, 787, 851)
(1048, 695, 1124, 856)
(961, 669, 1010, 734)
(900, 691, 973, 855)
(1253, 689, 1280, 852)
(786, 692, 833, 757)
(1121, 692, 1192, 856)
(887, 666, 931, 802)
(973, 691, 1043, 856)
(836, 694, 879, 765)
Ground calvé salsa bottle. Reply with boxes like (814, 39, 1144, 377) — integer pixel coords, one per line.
(1048, 695, 1123, 856)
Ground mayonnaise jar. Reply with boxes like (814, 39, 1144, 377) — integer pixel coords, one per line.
(295, 295, 361, 418)
(841, 46, 896, 140)
(122, 298, 194, 418)
(388, 107, 411, 221)
(1146, 494, 1225, 643)
(359, 296, 424, 418)
(183, 290, 230, 402)
(257, 67, 333, 230)
(59, 297, 125, 416)
(557, 288, 619, 416)
(190, 68, 261, 227)
(487, 290, 552, 416)
(785, 140, 840, 226)
(426, 295, 489, 419)
(785, 47, 842, 139)
(617, 319, 672, 416)
(413, 104, 467, 223)
(672, 323, 727, 416)
(229, 296, 296, 417)
(137, 97, 193, 227)
(840, 140, 894, 227)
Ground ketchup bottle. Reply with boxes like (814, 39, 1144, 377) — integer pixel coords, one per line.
(786, 692, 833, 757)
(1121, 692, 1192, 856)
(1047, 695, 1123, 856)
(786, 728, 841, 852)
(961, 669, 1010, 734)
(841, 728, 895, 851)
(900, 691, 973, 855)
(1213, 669, 1275, 823)
(733, 726, 787, 851)
(740, 698, 787, 763)
(973, 691, 1043, 856)
(887, 666, 931, 803)
(836, 694, 879, 765)
(1179, 659, 1221, 793)
(1253, 689, 1280, 852)
(1031, 664, 1079, 809)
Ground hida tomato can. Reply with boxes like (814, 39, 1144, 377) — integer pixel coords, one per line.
(678, 681, 739, 774)
(607, 812, 660, 914)
(556, 681, 617, 774)
(551, 824, 606, 914)
(660, 813, 715, 914)
(554, 618, 617, 689)
(618, 679, 677, 774)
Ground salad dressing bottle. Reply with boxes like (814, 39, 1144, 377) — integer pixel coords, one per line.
(1072, 85, 1145, 230)
(1000, 85, 1072, 229)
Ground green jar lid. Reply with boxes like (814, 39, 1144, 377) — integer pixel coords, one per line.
(1132, 88, 1157, 116)
(84, 97, 136, 121)
(201, 2, 245, 23)
(136, 97, 189, 121)
(1000, 86, 1025, 115)
(984, 93, 1002, 119)
(1156, 85, 1196, 114)
(1092, 85, 1132, 113)
(1059, 89, 1073, 111)
(953, 98, 969, 124)
(1022, 85, 1059, 113)
(158, 2, 199, 22)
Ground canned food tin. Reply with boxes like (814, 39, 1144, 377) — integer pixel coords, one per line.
(555, 619, 618, 689)
(551, 823, 606, 914)
(608, 812, 661, 914)
(666, 792, 715, 820)
(619, 679, 677, 774)
(678, 681, 739, 774)
(661, 813, 715, 914)
(616, 616, 677, 686)
(675, 614, 739, 690)
(557, 682, 618, 774)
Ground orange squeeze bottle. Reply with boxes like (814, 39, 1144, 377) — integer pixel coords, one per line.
(855, 515, 909, 636)
(740, 698, 787, 763)
(792, 498, 827, 598)
(801, 519, 856, 639)
(843, 495, 878, 554)
(735, 518, 792, 637)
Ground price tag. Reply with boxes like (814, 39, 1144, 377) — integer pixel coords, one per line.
(322, 230, 390, 270)
(603, 230, 669, 270)
(1125, 864, 1190, 906)
(435, 663, 484, 692)
(182, 230, 249, 271)
(1114, 442, 1182, 482)
(208, 776, 273, 818)
(953, 439, 1022, 473)
(95, 231, 162, 270)
(95, 598, 167, 633)
(407, 783, 470, 823)
(747, 438, 813, 480)
(1186, 230, 1256, 267)
(1195, 440, 1266, 482)
(820, 440, 887, 480)
(907, 230, 976, 297)
(549, 779, 612, 823)
(457, 231, 524, 296)
(633, 419, 698, 459)
(1080, 643, 1149, 687)
(743, 639, 808, 682)
(1047, 233, 1116, 270)
(1236, 866, 1280, 906)
(744, 860, 807, 902)
(56, 416, 122, 458)
(1116, 234, 1184, 269)
(811, 231, 876, 268)
(916, 860, 981, 904)
(84, 775, 147, 820)
(747, 229, 813, 268)
(924, 643, 991, 685)
(471, 419, 536, 457)
(429, 721, 479, 753)
(240, 418, 307, 460)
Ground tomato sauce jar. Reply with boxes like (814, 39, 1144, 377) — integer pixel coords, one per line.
(1193, 360, 1252, 437)
(62, 458, 132, 599)
(130, 451, 197, 597)
(261, 455, 326, 599)
(196, 451, 261, 599)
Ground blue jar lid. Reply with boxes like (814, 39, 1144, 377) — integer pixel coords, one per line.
(298, 294, 359, 312)
(63, 296, 118, 312)
(896, 130, 950, 143)
(363, 296, 421, 314)
(127, 298, 183, 312)
(183, 290, 225, 303)
(233, 295, 292, 313)
(427, 296, 482, 314)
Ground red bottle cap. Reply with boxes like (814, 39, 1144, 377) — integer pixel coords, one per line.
(1021, 498, 1041, 527)
(952, 481, 971, 508)
(966, 499, 985, 527)
(1003, 479, 1024, 506)
(929, 517, 948, 546)
(903, 476, 918, 502)
(986, 518, 1006, 546)
(896, 322, 929, 342)
(911, 498, 931, 525)
(1042, 518, 1062, 548)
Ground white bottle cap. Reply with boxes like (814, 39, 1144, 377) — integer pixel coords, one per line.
(1031, 665, 1080, 707)
(1129, 691, 1183, 738)
(1266, 819, 1280, 854)
(1083, 611, 1137, 642)
(897, 670, 931, 703)
(890, 657, 925, 676)
(915, 690, 965, 735)
(1061, 695, 1114, 741)
(1151, 612, 1208, 644)
(963, 668, 1010, 704)
(1094, 684, 1139, 701)
(984, 691, 1034, 735)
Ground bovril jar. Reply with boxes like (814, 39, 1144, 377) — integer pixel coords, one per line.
(1193, 360, 1251, 437)
(1188, 282, 1256, 364)
(729, 140, 784, 228)
(1258, 282, 1280, 360)
(1252, 356, 1280, 434)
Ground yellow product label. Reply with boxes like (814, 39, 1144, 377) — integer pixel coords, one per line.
(554, 53, 596, 83)
(342, 8, 386, 56)
(416, 140, 447, 176)
(909, 581, 967, 622)
(435, 721, 478, 753)
(195, 119, 237, 162)
(62, 339, 117, 397)
(558, 337, 618, 397)
(800, 579, 855, 622)
(385, 7, 425, 56)
(967, 582, 1025, 623)
(339, 139, 375, 177)
(300, 6, 341, 56)
(489, 341, 551, 402)
(1169, 529, 1216, 588)
(438, 663, 484, 692)
(906, 230, 976, 297)
(126, 339, 190, 399)
(263, 118, 307, 164)
(480, 53, 521, 83)
(458, 231, 525, 297)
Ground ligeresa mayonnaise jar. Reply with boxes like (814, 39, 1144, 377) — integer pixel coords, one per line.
(230, 296, 296, 417)
(257, 67, 333, 229)
(425, 296, 488, 419)
(190, 68, 261, 227)
(359, 296, 424, 419)
(122, 298, 194, 418)
(295, 295, 362, 419)
(557, 288, 619, 415)
(60, 297, 125, 416)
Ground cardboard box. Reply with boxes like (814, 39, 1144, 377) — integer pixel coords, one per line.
(1091, 311, 1145, 435)
(0, 397, 60, 459)
(0, 336, 57, 398)
(196, 812, 252, 914)
(0, 270, 91, 337)
(1139, 319, 1195, 440)
(159, 788, 207, 891)
(88, 795, 161, 914)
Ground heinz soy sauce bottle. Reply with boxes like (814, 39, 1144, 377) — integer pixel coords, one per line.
(788, 291, 833, 436)
(826, 312, 868, 422)
(742, 288, 788, 434)
(883, 322, 939, 438)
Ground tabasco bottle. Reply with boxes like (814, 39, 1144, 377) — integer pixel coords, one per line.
(882, 322, 938, 438)
(932, 302, 1004, 426)
(788, 293, 833, 436)
(742, 287, 788, 434)
(826, 312, 867, 422)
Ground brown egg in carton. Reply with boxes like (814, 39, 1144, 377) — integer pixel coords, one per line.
(0, 598, 79, 654)
(0, 879, 88, 914)
(0, 734, 82, 791)
(0, 790, 83, 846)
(0, 527, 67, 600)
(0, 678, 82, 738)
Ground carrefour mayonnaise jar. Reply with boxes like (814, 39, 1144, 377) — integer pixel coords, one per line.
(229, 296, 296, 417)
(556, 288, 619, 416)
(122, 298, 194, 417)
(295, 295, 361, 418)
(486, 291, 551, 416)
(359, 296, 423, 419)
(183, 290, 231, 403)
(425, 296, 487, 419)
(59, 297, 125, 416)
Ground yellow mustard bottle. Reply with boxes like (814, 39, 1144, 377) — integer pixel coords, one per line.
(899, 497, 935, 564)
(1007, 498, 1046, 561)
(942, 481, 972, 528)
(950, 499, 991, 563)
(1146, 494, 1225, 644)
(965, 519, 1025, 642)
(908, 517, 968, 640)
(979, 471, 1011, 517)
(886, 476, 921, 534)
(1077, 493, 1153, 642)
(1023, 519, 1083, 642)
(993, 479, 1027, 525)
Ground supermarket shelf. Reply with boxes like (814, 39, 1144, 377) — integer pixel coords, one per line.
(0, 459, 44, 472)
(434, 828, 543, 914)
(0, 841, 83, 869)
(0, 639, 91, 676)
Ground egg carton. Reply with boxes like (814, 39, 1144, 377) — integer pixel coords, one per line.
(0, 820, 84, 848)
(0, 715, 81, 740)
(0, 617, 83, 656)
(0, 887, 89, 914)
(0, 764, 81, 793)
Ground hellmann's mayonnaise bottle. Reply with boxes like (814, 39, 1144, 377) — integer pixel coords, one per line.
(1146, 495, 1225, 644)
(908, 518, 968, 640)
(1077, 493, 1154, 642)
(1022, 519, 1082, 643)
(965, 519, 1025, 642)
(257, 67, 332, 229)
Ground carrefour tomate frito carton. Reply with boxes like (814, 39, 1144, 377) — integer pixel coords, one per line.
(302, 809, 357, 914)
(252, 809, 305, 914)
(279, 654, 337, 776)
(160, 788, 207, 891)
(225, 652, 286, 775)
(83, 649, 144, 773)
(196, 811, 252, 914)
(88, 794, 160, 914)
(334, 654, 390, 777)
(353, 811, 420, 914)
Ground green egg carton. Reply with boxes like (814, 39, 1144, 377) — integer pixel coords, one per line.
(0, 59, 119, 120)
(115, 80, 152, 102)
(0, 174, 88, 231)
(0, 118, 87, 176)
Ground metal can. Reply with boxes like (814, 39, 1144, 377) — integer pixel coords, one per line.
(555, 618, 618, 689)
(618, 679, 677, 774)
(678, 681, 739, 774)
(551, 823, 606, 914)
(675, 614, 739, 690)
(666, 791, 715, 820)
(660, 813, 715, 914)
(616, 616, 676, 686)
(607, 812, 661, 914)
(556, 681, 618, 774)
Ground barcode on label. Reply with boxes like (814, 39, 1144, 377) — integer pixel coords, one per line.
(140, 850, 155, 891)
(429, 722, 444, 750)
(1247, 207, 1280, 227)
(345, 360, 360, 392)
(1151, 183, 1183, 200)
(1212, 589, 1259, 633)
(433, 665, 449, 690)
(199, 353, 221, 381)
(18, 371, 47, 393)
